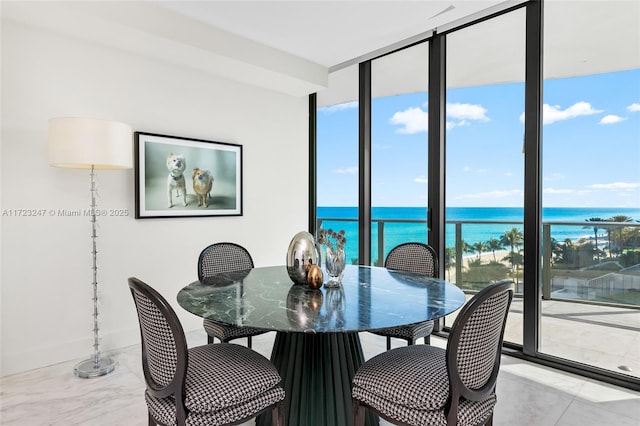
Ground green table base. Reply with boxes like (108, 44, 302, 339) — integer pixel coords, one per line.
(257, 331, 378, 426)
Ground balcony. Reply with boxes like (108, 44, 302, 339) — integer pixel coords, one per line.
(317, 215, 640, 382)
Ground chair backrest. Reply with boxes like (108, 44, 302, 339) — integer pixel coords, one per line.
(197, 242, 254, 281)
(128, 277, 188, 407)
(384, 242, 438, 277)
(445, 279, 514, 424)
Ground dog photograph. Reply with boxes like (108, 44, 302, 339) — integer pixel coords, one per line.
(134, 132, 242, 218)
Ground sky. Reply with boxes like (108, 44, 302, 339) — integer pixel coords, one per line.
(317, 69, 640, 208)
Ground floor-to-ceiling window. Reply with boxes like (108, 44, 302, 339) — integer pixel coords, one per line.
(316, 65, 360, 264)
(444, 8, 526, 346)
(370, 42, 430, 266)
(313, 0, 639, 389)
(539, 0, 640, 379)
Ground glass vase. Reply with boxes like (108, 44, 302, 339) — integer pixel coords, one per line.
(324, 245, 346, 287)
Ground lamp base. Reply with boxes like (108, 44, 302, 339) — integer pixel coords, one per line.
(73, 356, 117, 378)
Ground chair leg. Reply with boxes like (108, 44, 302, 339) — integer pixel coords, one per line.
(248, 335, 253, 348)
(353, 399, 366, 426)
(207, 335, 214, 344)
(386, 337, 391, 351)
(148, 411, 156, 426)
(272, 402, 285, 426)
(484, 412, 494, 426)
(425, 334, 430, 344)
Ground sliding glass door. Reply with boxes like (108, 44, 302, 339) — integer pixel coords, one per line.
(444, 8, 526, 345)
(370, 42, 430, 265)
(539, 0, 640, 378)
(316, 65, 360, 264)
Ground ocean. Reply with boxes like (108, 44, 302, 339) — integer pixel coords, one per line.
(317, 206, 640, 264)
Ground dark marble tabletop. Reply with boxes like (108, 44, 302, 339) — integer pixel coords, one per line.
(177, 265, 465, 333)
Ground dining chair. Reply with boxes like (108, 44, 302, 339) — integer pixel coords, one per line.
(128, 277, 285, 426)
(352, 279, 513, 426)
(198, 242, 268, 348)
(371, 242, 438, 350)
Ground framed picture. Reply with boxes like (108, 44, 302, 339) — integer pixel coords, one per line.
(135, 132, 242, 219)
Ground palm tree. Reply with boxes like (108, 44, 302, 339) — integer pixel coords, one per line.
(472, 241, 488, 261)
(502, 251, 524, 287)
(461, 240, 474, 256)
(444, 247, 456, 281)
(583, 217, 604, 260)
(608, 215, 633, 253)
(486, 238, 503, 262)
(501, 227, 523, 271)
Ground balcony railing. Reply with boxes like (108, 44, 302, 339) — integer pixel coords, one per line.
(317, 217, 640, 309)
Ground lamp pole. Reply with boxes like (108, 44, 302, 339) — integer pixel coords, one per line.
(74, 165, 117, 378)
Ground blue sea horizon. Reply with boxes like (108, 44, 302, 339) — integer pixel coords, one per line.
(317, 206, 640, 264)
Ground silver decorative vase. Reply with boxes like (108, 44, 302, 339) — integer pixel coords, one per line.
(286, 231, 320, 284)
(324, 245, 346, 287)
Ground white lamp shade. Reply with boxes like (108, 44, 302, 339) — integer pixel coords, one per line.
(48, 117, 133, 169)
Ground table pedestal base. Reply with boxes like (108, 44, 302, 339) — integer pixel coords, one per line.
(257, 331, 378, 426)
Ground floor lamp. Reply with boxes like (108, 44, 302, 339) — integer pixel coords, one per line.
(48, 117, 133, 378)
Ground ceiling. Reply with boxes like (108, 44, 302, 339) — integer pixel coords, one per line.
(153, 0, 509, 69)
(2, 1, 638, 102)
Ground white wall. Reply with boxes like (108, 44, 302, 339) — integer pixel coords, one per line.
(0, 20, 310, 376)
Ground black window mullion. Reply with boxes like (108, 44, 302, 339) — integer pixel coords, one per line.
(358, 62, 372, 265)
(427, 33, 446, 279)
(308, 93, 317, 235)
(523, 0, 543, 356)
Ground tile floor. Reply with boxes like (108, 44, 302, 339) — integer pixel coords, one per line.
(1, 331, 639, 426)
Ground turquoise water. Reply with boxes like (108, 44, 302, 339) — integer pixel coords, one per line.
(317, 206, 640, 264)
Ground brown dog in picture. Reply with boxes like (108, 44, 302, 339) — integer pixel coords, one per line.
(192, 168, 213, 207)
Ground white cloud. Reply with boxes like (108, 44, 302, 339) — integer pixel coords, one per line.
(319, 101, 358, 114)
(462, 166, 487, 174)
(599, 115, 626, 124)
(390, 102, 488, 134)
(333, 166, 358, 174)
(414, 176, 428, 184)
(544, 173, 565, 182)
(447, 103, 489, 121)
(520, 101, 603, 125)
(588, 182, 640, 190)
(628, 103, 640, 112)
(544, 188, 575, 194)
(373, 143, 393, 150)
(457, 189, 522, 199)
(389, 107, 428, 134)
(544, 102, 603, 124)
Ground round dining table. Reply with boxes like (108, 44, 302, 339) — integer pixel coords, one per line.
(177, 264, 465, 426)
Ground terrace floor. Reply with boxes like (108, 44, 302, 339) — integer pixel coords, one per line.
(499, 297, 639, 379)
(1, 330, 639, 425)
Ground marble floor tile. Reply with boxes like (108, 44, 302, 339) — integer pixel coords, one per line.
(1, 331, 638, 426)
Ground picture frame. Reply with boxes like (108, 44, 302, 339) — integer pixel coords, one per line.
(134, 132, 242, 219)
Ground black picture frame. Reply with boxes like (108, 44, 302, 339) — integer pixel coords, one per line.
(134, 132, 242, 219)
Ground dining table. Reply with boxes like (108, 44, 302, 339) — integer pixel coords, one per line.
(177, 264, 465, 426)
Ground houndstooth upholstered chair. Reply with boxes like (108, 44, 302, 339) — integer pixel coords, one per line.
(371, 242, 439, 350)
(352, 280, 514, 426)
(128, 277, 285, 426)
(198, 242, 268, 348)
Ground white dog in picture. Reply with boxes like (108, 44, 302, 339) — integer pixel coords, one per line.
(166, 153, 187, 208)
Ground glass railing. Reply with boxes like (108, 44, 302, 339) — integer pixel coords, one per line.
(316, 216, 640, 308)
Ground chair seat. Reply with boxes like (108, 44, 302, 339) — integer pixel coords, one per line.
(370, 320, 434, 342)
(145, 343, 285, 425)
(203, 319, 268, 343)
(352, 345, 496, 426)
